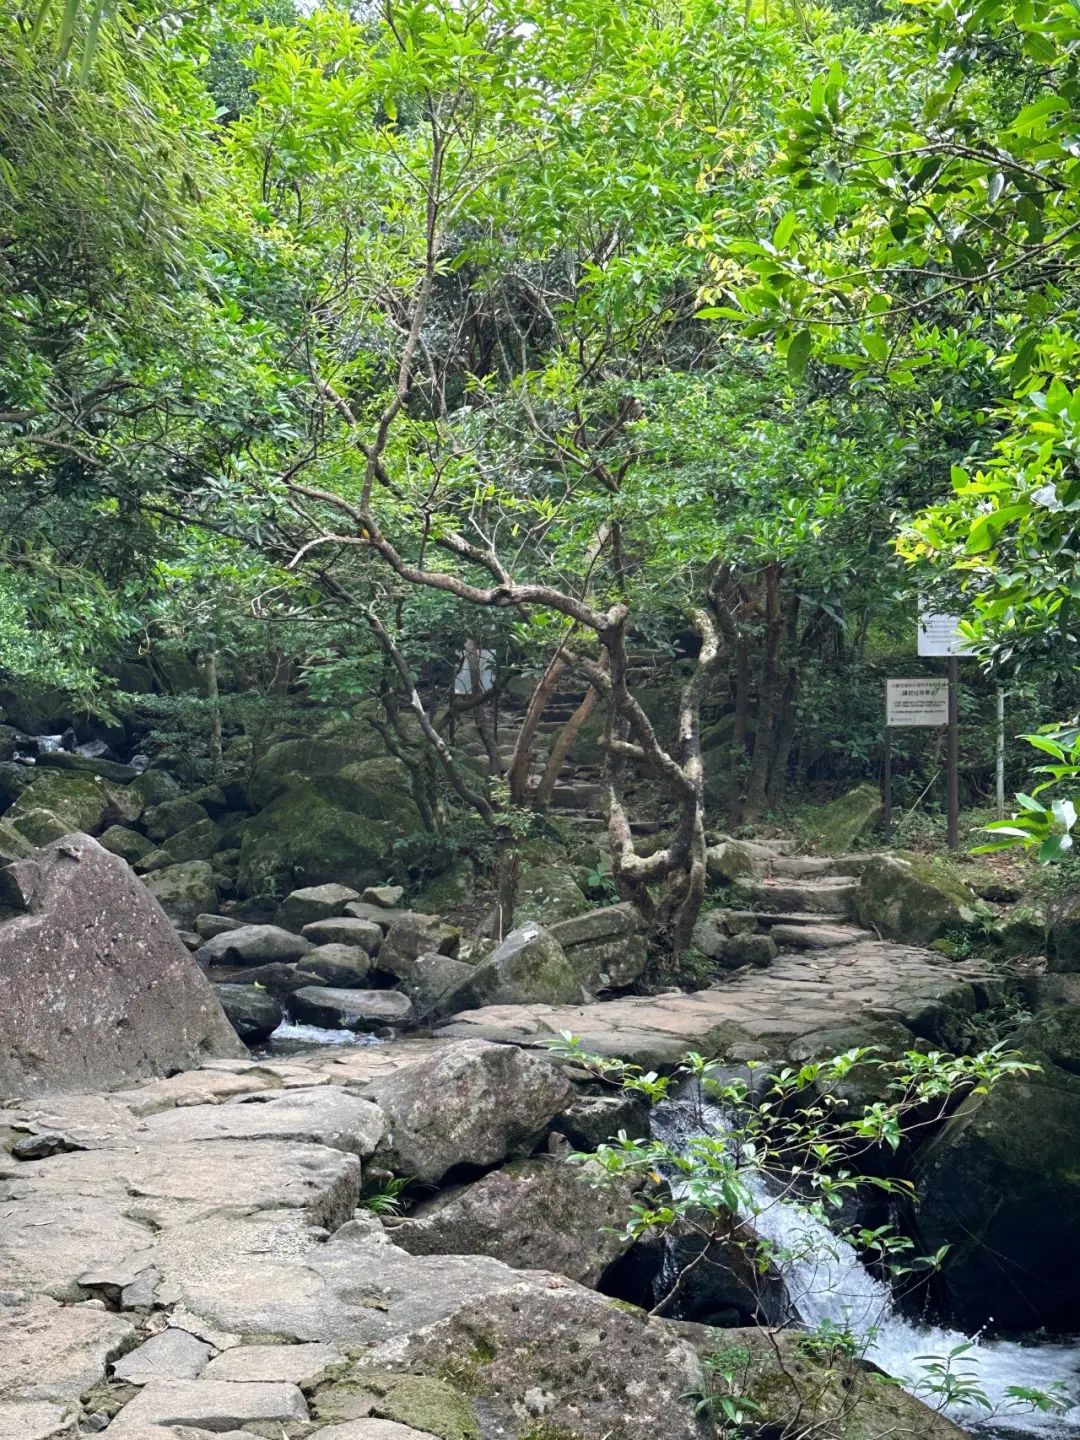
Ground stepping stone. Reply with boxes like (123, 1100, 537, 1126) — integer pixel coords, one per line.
(287, 986, 415, 1032)
(106, 1379, 308, 1433)
(734, 876, 858, 916)
(771, 924, 870, 951)
(203, 1342, 342, 1385)
(113, 1329, 211, 1384)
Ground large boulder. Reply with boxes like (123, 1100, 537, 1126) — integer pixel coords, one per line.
(6, 770, 120, 838)
(0, 835, 242, 1097)
(386, 1155, 638, 1287)
(705, 839, 758, 885)
(302, 916, 384, 955)
(701, 1327, 966, 1440)
(914, 1063, 1080, 1330)
(246, 728, 384, 810)
(402, 954, 474, 1019)
(287, 986, 414, 1032)
(512, 861, 591, 924)
(194, 924, 314, 968)
(548, 902, 649, 992)
(692, 908, 776, 969)
(160, 817, 222, 864)
(142, 860, 219, 928)
(214, 983, 284, 1044)
(276, 882, 361, 930)
(237, 758, 422, 896)
(806, 783, 883, 854)
(854, 855, 981, 945)
(366, 1039, 572, 1183)
(0, 819, 35, 865)
(303, 943, 374, 987)
(346, 1281, 711, 1440)
(438, 922, 581, 1014)
(143, 796, 210, 842)
(98, 824, 155, 866)
(376, 912, 459, 979)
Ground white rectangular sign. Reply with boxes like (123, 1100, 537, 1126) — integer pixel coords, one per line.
(887, 678, 949, 727)
(917, 607, 974, 657)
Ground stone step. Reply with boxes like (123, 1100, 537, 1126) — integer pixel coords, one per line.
(548, 783, 604, 809)
(734, 875, 859, 917)
(726, 909, 849, 929)
(770, 923, 873, 951)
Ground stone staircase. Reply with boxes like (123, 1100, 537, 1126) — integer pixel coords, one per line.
(726, 851, 878, 954)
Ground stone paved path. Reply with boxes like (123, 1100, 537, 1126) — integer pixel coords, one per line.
(439, 941, 1001, 1065)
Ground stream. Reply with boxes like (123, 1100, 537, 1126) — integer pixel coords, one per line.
(652, 1096, 1080, 1439)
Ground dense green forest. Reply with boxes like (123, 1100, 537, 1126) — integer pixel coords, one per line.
(4, 0, 1080, 933)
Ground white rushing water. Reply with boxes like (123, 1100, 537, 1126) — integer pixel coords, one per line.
(260, 1021, 383, 1052)
(652, 1096, 1080, 1439)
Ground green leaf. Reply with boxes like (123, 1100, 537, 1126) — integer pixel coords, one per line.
(787, 329, 812, 378)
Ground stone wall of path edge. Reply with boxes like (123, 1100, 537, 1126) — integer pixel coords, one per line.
(0, 832, 244, 1098)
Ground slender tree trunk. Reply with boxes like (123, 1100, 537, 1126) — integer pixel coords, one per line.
(507, 644, 570, 803)
(535, 671, 603, 808)
(203, 650, 223, 771)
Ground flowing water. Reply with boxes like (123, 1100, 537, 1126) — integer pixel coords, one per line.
(652, 1096, 1080, 1439)
(255, 1020, 385, 1056)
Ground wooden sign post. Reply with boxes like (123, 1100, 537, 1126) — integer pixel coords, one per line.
(916, 605, 972, 848)
(884, 678, 950, 840)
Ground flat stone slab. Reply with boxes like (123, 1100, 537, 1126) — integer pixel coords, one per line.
(0, 1297, 132, 1404)
(202, 1342, 343, 1385)
(438, 942, 997, 1066)
(771, 923, 870, 950)
(105, 1379, 308, 1433)
(112, 1330, 211, 1385)
(134, 1088, 385, 1157)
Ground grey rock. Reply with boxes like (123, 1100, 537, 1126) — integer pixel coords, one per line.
(353, 1279, 709, 1440)
(35, 751, 138, 783)
(303, 943, 374, 987)
(344, 900, 398, 930)
(276, 882, 361, 930)
(106, 1379, 308, 1434)
(223, 961, 326, 996)
(213, 984, 284, 1043)
(287, 986, 414, 1032)
(98, 825, 155, 865)
(203, 1342, 343, 1385)
(136, 1087, 385, 1156)
(162, 818, 222, 864)
(193, 913, 243, 940)
(0, 836, 241, 1097)
(142, 861, 219, 929)
(112, 1330, 211, 1385)
(366, 1038, 572, 1183)
(438, 922, 580, 1013)
(143, 797, 210, 842)
(555, 1092, 650, 1151)
(387, 1155, 638, 1286)
(401, 954, 474, 1018)
(196, 924, 314, 967)
(0, 1295, 133, 1404)
(362, 885, 404, 908)
(377, 913, 460, 980)
(301, 916, 383, 954)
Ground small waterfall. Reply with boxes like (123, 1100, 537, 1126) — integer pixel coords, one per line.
(257, 1020, 384, 1053)
(651, 1095, 1080, 1438)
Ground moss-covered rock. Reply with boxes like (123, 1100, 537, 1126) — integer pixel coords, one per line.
(704, 840, 758, 886)
(9, 807, 70, 847)
(98, 824, 155, 865)
(438, 923, 580, 1013)
(0, 818, 35, 863)
(805, 783, 883, 854)
(238, 757, 422, 897)
(143, 796, 210, 842)
(513, 862, 590, 924)
(414, 859, 476, 914)
(161, 817, 223, 863)
(915, 1063, 1080, 1331)
(6, 769, 117, 836)
(246, 724, 385, 809)
(312, 1367, 480, 1440)
(143, 859, 219, 927)
(854, 855, 980, 945)
(702, 1328, 966, 1440)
